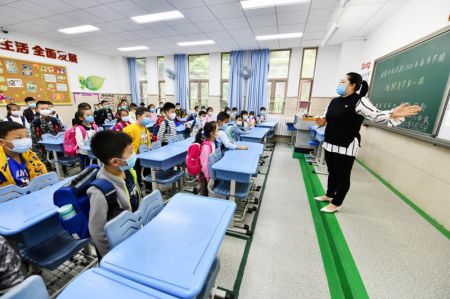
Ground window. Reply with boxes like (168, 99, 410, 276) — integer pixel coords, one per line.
(157, 56, 165, 101)
(136, 58, 147, 103)
(188, 54, 209, 108)
(221, 53, 230, 109)
(298, 48, 318, 113)
(267, 50, 290, 114)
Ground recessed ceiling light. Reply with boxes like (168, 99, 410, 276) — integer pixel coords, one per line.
(177, 40, 215, 46)
(58, 25, 99, 34)
(256, 32, 303, 40)
(117, 46, 149, 52)
(131, 10, 184, 24)
(241, 0, 310, 10)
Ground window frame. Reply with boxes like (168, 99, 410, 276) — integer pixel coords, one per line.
(298, 47, 318, 113)
(267, 49, 292, 114)
(188, 54, 210, 108)
(220, 52, 230, 108)
(157, 56, 165, 101)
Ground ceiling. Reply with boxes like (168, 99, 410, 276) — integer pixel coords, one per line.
(0, 0, 409, 57)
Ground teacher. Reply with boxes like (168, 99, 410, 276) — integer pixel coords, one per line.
(315, 72, 421, 213)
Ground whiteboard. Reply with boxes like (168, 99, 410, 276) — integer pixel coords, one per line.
(436, 92, 450, 141)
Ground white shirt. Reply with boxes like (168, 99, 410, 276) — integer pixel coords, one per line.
(321, 96, 404, 157)
(3, 115, 30, 129)
(217, 130, 237, 150)
(76, 125, 97, 155)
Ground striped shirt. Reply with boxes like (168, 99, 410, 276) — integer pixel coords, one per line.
(321, 97, 404, 157)
(157, 119, 177, 143)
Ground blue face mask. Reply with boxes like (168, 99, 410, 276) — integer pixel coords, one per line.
(119, 153, 137, 171)
(122, 116, 129, 122)
(336, 84, 346, 96)
(221, 124, 228, 130)
(29, 103, 36, 108)
(85, 115, 94, 123)
(150, 108, 156, 113)
(7, 138, 32, 153)
(141, 116, 151, 126)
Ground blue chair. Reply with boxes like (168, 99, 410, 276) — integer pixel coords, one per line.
(287, 122, 296, 147)
(104, 211, 142, 249)
(1, 275, 49, 299)
(26, 172, 59, 193)
(138, 190, 164, 226)
(0, 184, 24, 203)
(176, 134, 184, 141)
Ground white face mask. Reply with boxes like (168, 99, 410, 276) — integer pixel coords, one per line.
(11, 111, 21, 117)
(5, 138, 32, 153)
(169, 112, 176, 120)
(208, 112, 213, 116)
(39, 109, 52, 116)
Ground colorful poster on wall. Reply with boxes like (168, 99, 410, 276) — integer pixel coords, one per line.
(0, 56, 72, 106)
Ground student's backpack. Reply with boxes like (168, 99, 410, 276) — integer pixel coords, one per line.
(53, 165, 121, 240)
(186, 140, 212, 176)
(6, 115, 26, 126)
(32, 117, 62, 141)
(63, 124, 98, 156)
(151, 117, 169, 142)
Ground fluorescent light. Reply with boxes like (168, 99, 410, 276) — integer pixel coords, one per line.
(58, 25, 99, 34)
(131, 10, 184, 24)
(241, 0, 310, 10)
(321, 23, 338, 47)
(117, 46, 149, 52)
(256, 32, 303, 40)
(177, 40, 215, 46)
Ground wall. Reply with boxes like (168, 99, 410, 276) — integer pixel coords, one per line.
(357, 0, 450, 229)
(0, 32, 130, 122)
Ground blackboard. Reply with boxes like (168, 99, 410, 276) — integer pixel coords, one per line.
(369, 28, 450, 136)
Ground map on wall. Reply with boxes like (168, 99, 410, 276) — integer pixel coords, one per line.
(0, 56, 72, 105)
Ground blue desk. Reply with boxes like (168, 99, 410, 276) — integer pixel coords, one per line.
(171, 136, 195, 148)
(176, 125, 186, 135)
(100, 193, 235, 299)
(39, 138, 64, 177)
(258, 121, 277, 130)
(58, 268, 177, 299)
(236, 141, 264, 156)
(102, 122, 116, 130)
(239, 127, 270, 143)
(213, 152, 259, 183)
(0, 177, 73, 245)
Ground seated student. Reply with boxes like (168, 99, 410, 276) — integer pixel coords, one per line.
(147, 104, 157, 121)
(226, 115, 248, 142)
(22, 97, 38, 124)
(128, 103, 138, 123)
(123, 107, 152, 190)
(205, 107, 214, 122)
(139, 102, 145, 107)
(156, 102, 177, 145)
(248, 111, 257, 127)
(118, 98, 129, 112)
(156, 101, 164, 116)
(200, 105, 206, 112)
(191, 105, 200, 118)
(30, 101, 64, 163)
(94, 100, 115, 126)
(230, 107, 238, 121)
(258, 106, 268, 123)
(73, 107, 99, 169)
(215, 112, 248, 151)
(87, 130, 141, 258)
(113, 109, 131, 131)
(198, 121, 218, 196)
(223, 106, 231, 115)
(0, 236, 26, 295)
(194, 110, 207, 132)
(3, 103, 29, 129)
(175, 103, 186, 119)
(0, 122, 47, 187)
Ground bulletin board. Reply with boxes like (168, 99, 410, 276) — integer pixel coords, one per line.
(0, 56, 72, 106)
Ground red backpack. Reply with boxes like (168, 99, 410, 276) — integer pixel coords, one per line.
(64, 124, 98, 156)
(186, 140, 212, 176)
(151, 116, 166, 142)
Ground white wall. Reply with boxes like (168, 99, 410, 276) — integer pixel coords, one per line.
(164, 55, 175, 97)
(209, 52, 221, 97)
(146, 56, 158, 97)
(287, 47, 302, 97)
(312, 45, 341, 97)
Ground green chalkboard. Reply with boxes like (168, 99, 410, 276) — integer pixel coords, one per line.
(369, 28, 450, 136)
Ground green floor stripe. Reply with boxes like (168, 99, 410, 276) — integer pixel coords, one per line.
(357, 159, 450, 240)
(297, 154, 369, 299)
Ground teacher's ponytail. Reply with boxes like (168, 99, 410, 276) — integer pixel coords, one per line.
(346, 72, 370, 97)
(360, 80, 369, 97)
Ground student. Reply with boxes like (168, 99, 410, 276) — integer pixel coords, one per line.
(223, 106, 231, 114)
(156, 102, 177, 145)
(73, 107, 99, 169)
(72, 102, 92, 126)
(226, 115, 248, 142)
(128, 103, 138, 123)
(200, 105, 206, 112)
(0, 122, 47, 187)
(22, 97, 38, 124)
(156, 101, 164, 116)
(139, 102, 145, 107)
(314, 72, 421, 213)
(118, 98, 129, 111)
(0, 236, 26, 295)
(30, 101, 64, 163)
(248, 111, 257, 127)
(123, 107, 152, 190)
(175, 102, 186, 119)
(215, 112, 248, 151)
(94, 100, 114, 126)
(230, 107, 238, 121)
(240, 110, 250, 128)
(205, 107, 214, 122)
(258, 106, 268, 123)
(113, 109, 131, 131)
(191, 105, 200, 118)
(3, 104, 29, 129)
(147, 104, 157, 121)
(198, 121, 218, 196)
(87, 130, 141, 257)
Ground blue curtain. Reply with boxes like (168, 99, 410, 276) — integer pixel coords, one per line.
(174, 54, 189, 110)
(228, 51, 245, 112)
(127, 57, 140, 105)
(246, 49, 270, 113)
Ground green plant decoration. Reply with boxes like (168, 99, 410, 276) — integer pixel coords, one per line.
(79, 75, 105, 91)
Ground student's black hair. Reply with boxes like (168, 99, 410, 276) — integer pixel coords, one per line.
(100, 100, 109, 105)
(148, 104, 155, 109)
(249, 111, 255, 115)
(6, 103, 19, 111)
(36, 100, 48, 108)
(232, 107, 238, 111)
(129, 103, 138, 108)
(176, 102, 180, 106)
(73, 107, 91, 126)
(77, 102, 91, 110)
(117, 109, 129, 118)
(241, 110, 248, 115)
(24, 97, 35, 103)
(206, 107, 213, 113)
(0, 121, 26, 139)
(162, 102, 175, 112)
(140, 102, 145, 107)
(260, 106, 266, 111)
(194, 105, 199, 110)
(216, 112, 230, 122)
(346, 72, 369, 97)
(198, 111, 207, 117)
(195, 121, 217, 144)
(46, 101, 54, 106)
(91, 130, 132, 164)
(135, 107, 149, 118)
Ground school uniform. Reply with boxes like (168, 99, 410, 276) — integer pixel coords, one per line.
(3, 115, 29, 129)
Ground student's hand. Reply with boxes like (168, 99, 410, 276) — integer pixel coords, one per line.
(239, 146, 249, 150)
(316, 118, 326, 127)
(391, 103, 422, 119)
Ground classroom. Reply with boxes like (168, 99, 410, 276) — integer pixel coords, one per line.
(0, 0, 449, 298)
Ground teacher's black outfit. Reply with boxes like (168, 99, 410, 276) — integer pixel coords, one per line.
(322, 92, 403, 206)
